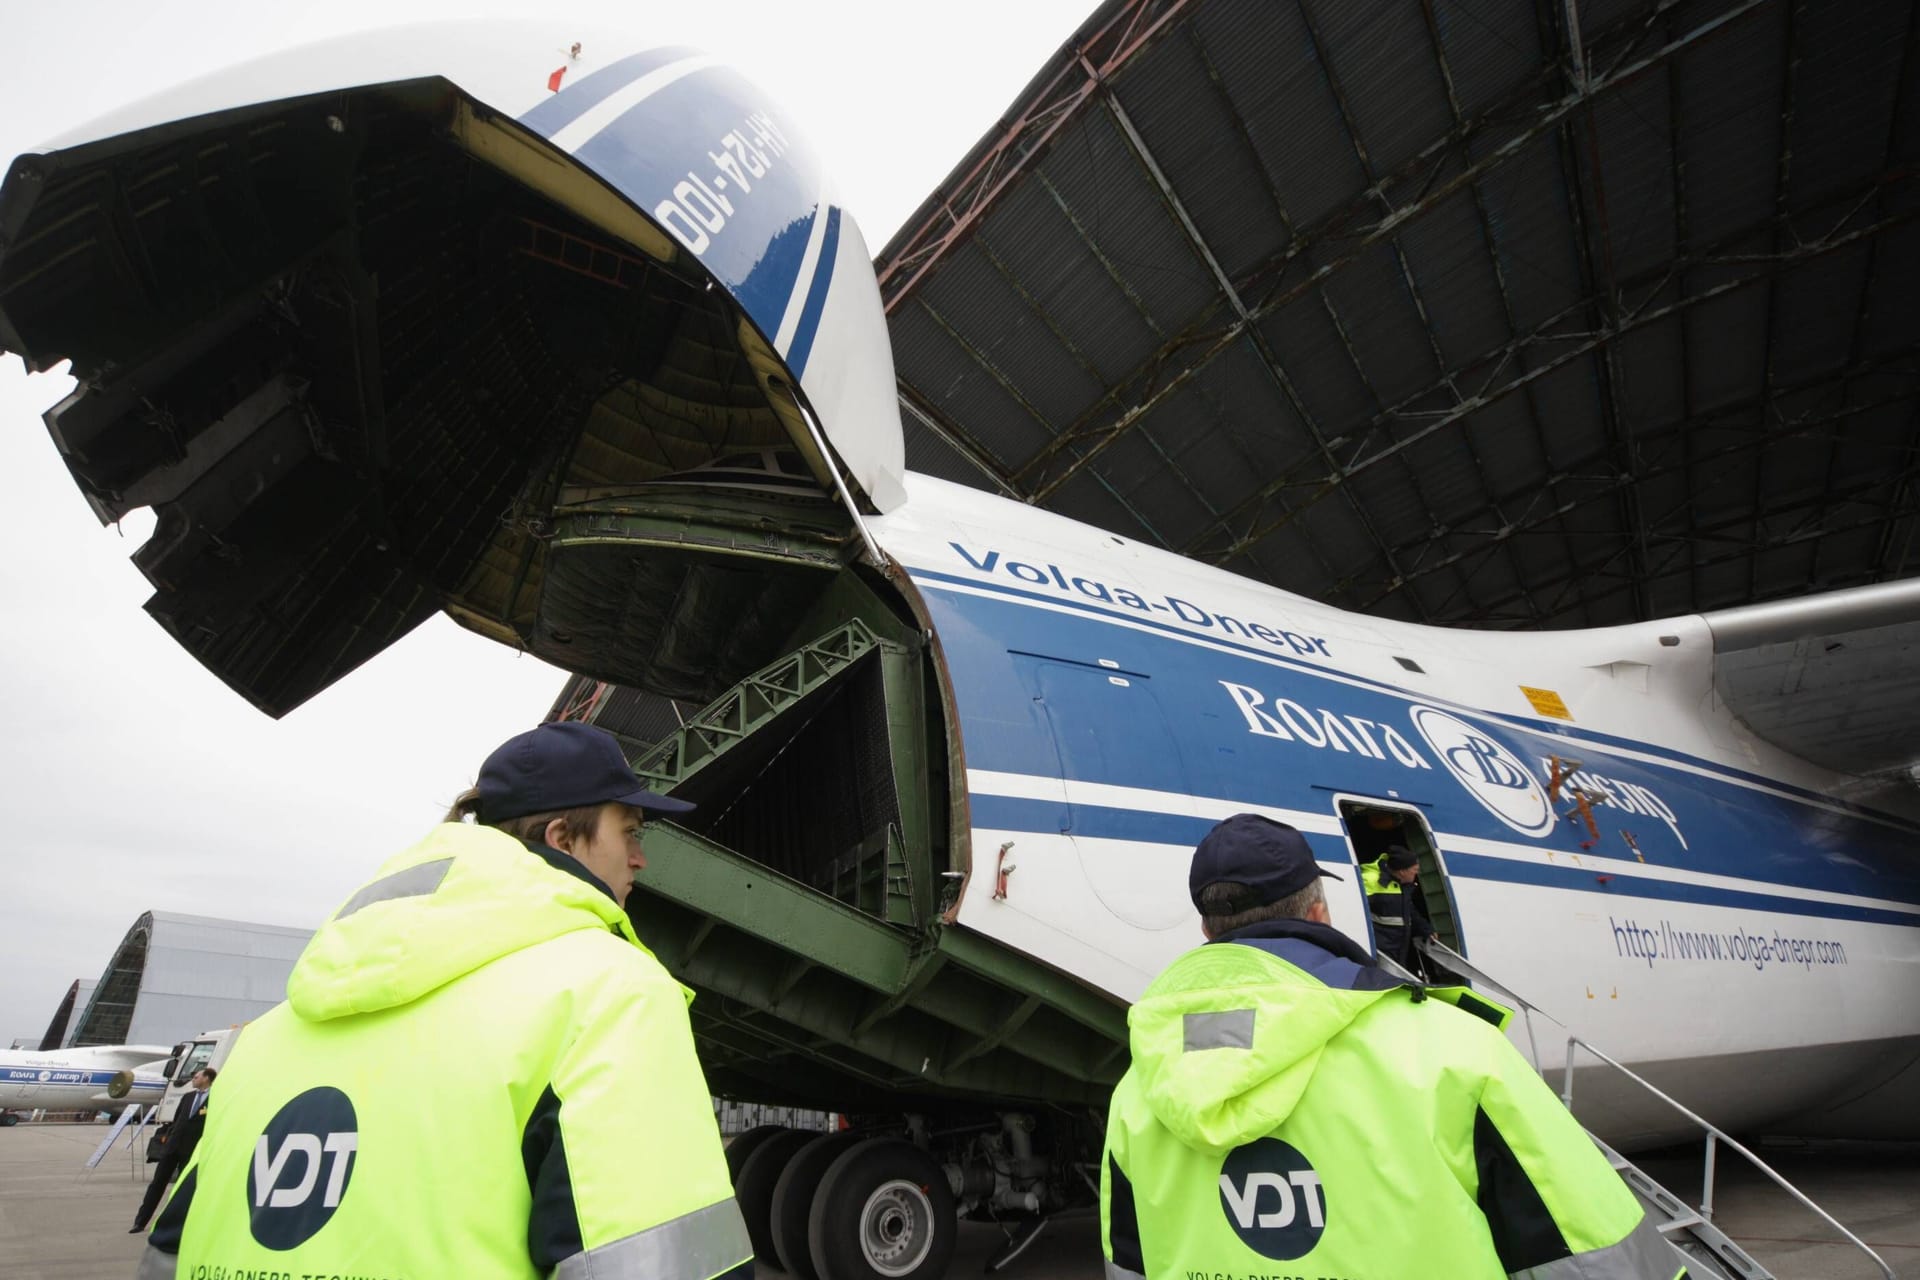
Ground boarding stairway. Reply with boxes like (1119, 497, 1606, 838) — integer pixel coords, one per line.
(1414, 940, 1896, 1280)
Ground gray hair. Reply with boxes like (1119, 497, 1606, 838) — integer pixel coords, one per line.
(1196, 880, 1327, 936)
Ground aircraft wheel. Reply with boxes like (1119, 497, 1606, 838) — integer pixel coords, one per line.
(736, 1128, 821, 1264)
(725, 1123, 790, 1185)
(0, 1113, 17, 1127)
(770, 1131, 863, 1279)
(808, 1139, 956, 1280)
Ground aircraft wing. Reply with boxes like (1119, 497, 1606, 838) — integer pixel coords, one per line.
(89, 1045, 176, 1071)
(1705, 579, 1920, 784)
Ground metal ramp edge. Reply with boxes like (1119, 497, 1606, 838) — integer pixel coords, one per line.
(630, 617, 884, 789)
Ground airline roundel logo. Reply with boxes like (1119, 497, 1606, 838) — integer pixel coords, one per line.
(247, 1086, 359, 1249)
(1217, 1138, 1328, 1260)
(1408, 704, 1554, 837)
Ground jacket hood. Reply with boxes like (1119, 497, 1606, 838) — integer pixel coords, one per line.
(287, 823, 641, 1021)
(1126, 923, 1401, 1154)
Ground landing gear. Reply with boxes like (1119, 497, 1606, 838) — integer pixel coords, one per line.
(808, 1139, 957, 1280)
(771, 1131, 863, 1280)
(734, 1128, 821, 1263)
(0, 1112, 17, 1127)
(724, 1123, 789, 1183)
(752, 1110, 1090, 1280)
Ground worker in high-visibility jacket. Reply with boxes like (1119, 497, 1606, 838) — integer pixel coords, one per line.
(1102, 813, 1687, 1280)
(136, 721, 751, 1280)
(1362, 843, 1434, 971)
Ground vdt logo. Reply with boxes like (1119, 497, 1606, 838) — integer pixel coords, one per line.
(1408, 704, 1554, 837)
(1217, 1137, 1328, 1260)
(247, 1086, 359, 1249)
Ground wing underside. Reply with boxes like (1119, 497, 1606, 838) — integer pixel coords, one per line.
(1706, 580, 1920, 788)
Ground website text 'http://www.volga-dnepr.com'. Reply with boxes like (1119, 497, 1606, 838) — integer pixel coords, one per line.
(1611, 917, 1849, 971)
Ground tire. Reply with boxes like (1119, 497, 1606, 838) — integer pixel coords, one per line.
(736, 1128, 820, 1265)
(770, 1131, 863, 1279)
(725, 1123, 790, 1185)
(807, 1138, 957, 1280)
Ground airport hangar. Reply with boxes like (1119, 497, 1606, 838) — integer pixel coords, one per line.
(565, 0, 1919, 796)
(29, 913, 309, 1052)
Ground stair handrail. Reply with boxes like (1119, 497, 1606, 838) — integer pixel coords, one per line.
(1416, 937, 1564, 1070)
(1418, 939, 1895, 1280)
(1560, 1035, 1893, 1279)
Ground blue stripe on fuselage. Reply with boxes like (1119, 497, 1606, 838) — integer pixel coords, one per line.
(924, 576, 1920, 909)
(968, 792, 1919, 927)
(908, 565, 1920, 833)
(783, 205, 841, 378)
(516, 46, 705, 137)
(1, 1067, 162, 1087)
(525, 62, 826, 349)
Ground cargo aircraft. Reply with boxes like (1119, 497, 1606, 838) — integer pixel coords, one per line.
(2, 23, 1915, 1280)
(0, 1043, 171, 1123)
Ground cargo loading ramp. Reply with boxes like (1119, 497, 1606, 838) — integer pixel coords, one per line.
(556, 621, 1129, 1114)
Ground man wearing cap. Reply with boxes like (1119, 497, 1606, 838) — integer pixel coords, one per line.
(1101, 813, 1686, 1280)
(1363, 843, 1435, 973)
(135, 721, 752, 1280)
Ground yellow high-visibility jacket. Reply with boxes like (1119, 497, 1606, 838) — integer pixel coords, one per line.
(1102, 919, 1686, 1280)
(138, 822, 749, 1280)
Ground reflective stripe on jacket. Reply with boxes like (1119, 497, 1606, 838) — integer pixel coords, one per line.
(1101, 919, 1686, 1280)
(138, 822, 749, 1280)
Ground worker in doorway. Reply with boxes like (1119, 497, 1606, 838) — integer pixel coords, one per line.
(1363, 844, 1435, 974)
(135, 721, 752, 1280)
(1102, 813, 1687, 1280)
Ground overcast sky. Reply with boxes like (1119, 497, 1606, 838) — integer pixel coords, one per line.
(0, 0, 1095, 1045)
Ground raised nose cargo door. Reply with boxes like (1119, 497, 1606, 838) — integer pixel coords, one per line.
(0, 24, 905, 715)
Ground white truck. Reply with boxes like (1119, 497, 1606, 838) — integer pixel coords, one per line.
(148, 1028, 243, 1153)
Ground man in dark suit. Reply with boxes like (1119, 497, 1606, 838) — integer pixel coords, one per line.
(131, 1068, 215, 1233)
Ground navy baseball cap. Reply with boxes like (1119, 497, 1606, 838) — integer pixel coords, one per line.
(477, 721, 695, 824)
(1383, 845, 1421, 871)
(1189, 813, 1341, 910)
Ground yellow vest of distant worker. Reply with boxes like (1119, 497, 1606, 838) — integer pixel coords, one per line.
(137, 822, 749, 1280)
(1359, 853, 1404, 901)
(1101, 931, 1686, 1279)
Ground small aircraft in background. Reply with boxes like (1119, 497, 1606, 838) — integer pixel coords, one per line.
(0, 1043, 171, 1124)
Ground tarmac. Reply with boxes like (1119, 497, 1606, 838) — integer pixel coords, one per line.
(1, 1121, 155, 1279)
(3, 1121, 1915, 1279)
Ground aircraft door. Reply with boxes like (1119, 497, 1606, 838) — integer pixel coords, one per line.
(1336, 798, 1464, 971)
(1017, 654, 1197, 932)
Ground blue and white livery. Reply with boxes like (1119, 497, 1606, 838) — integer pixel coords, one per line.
(870, 479, 1920, 1142)
(0, 1044, 171, 1122)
